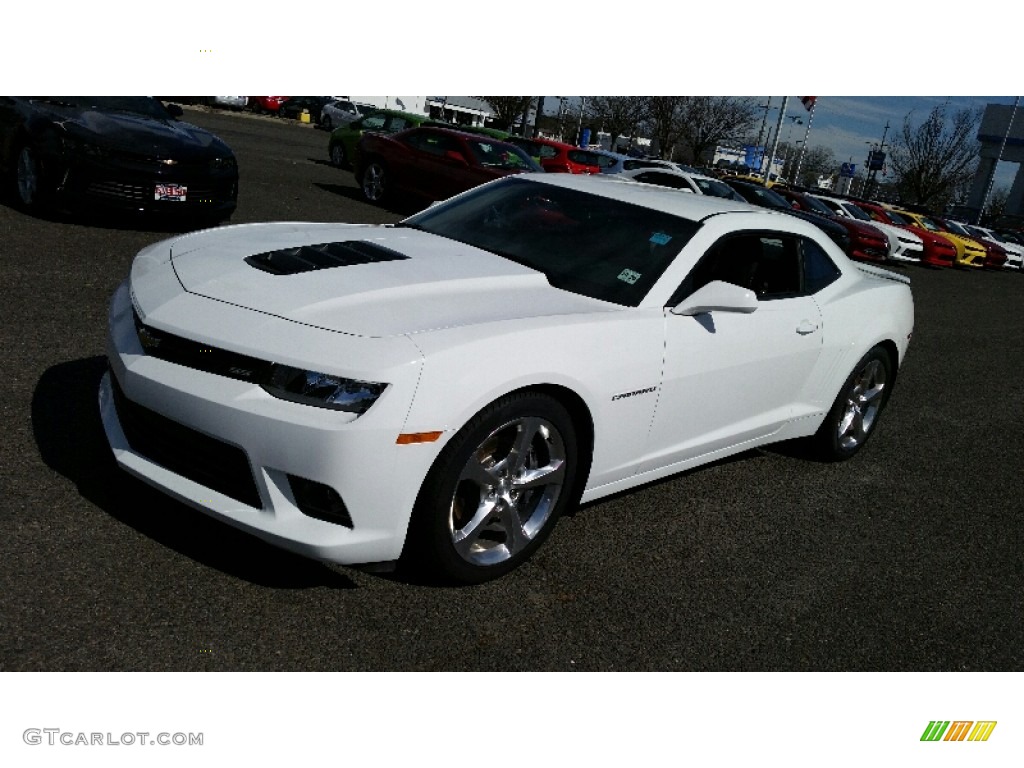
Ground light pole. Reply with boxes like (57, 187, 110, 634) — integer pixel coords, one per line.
(863, 121, 889, 200)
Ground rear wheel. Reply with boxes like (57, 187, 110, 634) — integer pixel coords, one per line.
(361, 159, 388, 203)
(329, 142, 346, 168)
(404, 392, 578, 584)
(813, 346, 893, 460)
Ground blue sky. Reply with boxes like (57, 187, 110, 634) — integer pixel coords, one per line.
(765, 96, 1020, 189)
(550, 96, 1020, 190)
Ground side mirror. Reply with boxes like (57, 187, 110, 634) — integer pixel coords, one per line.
(671, 280, 758, 316)
(444, 150, 468, 165)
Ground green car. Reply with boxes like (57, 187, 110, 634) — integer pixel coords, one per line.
(328, 109, 429, 168)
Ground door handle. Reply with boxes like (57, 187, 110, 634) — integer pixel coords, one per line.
(796, 320, 819, 335)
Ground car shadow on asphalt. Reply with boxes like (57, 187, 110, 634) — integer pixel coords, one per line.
(31, 357, 358, 590)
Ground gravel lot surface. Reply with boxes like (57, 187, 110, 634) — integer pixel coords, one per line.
(2, 108, 1022, 671)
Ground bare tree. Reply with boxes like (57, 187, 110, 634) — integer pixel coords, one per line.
(783, 144, 835, 187)
(584, 97, 647, 152)
(890, 105, 981, 208)
(477, 97, 536, 133)
(675, 97, 759, 164)
(641, 97, 687, 159)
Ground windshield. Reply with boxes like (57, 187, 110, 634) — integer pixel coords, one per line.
(401, 178, 701, 307)
(694, 177, 741, 200)
(883, 209, 911, 225)
(797, 194, 834, 216)
(841, 203, 872, 221)
(916, 216, 941, 232)
(33, 96, 171, 119)
(465, 140, 543, 172)
(943, 220, 970, 235)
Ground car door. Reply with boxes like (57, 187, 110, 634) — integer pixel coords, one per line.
(640, 232, 827, 472)
(402, 130, 478, 201)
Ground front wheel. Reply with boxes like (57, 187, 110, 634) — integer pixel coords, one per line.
(404, 392, 578, 584)
(329, 142, 346, 168)
(361, 160, 388, 204)
(15, 144, 44, 211)
(812, 346, 893, 461)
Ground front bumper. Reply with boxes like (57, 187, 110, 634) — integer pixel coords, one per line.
(49, 149, 237, 217)
(99, 281, 439, 566)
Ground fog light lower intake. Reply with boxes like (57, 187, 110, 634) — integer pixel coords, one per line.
(288, 475, 353, 528)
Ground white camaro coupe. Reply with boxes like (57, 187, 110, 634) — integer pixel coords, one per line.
(100, 174, 914, 583)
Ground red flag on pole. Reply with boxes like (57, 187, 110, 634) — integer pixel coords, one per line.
(800, 96, 816, 112)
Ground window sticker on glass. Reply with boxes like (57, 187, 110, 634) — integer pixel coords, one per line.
(618, 268, 642, 285)
(650, 232, 672, 246)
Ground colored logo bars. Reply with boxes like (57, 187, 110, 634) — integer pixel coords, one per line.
(921, 721, 997, 742)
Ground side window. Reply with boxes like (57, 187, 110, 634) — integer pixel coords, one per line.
(669, 233, 803, 305)
(596, 154, 617, 169)
(538, 145, 558, 160)
(360, 114, 386, 130)
(635, 172, 688, 190)
(385, 116, 411, 131)
(801, 237, 841, 293)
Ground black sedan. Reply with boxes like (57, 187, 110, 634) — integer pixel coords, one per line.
(724, 179, 851, 254)
(0, 96, 238, 222)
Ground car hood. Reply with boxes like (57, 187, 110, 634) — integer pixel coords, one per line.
(165, 222, 617, 337)
(38, 103, 230, 158)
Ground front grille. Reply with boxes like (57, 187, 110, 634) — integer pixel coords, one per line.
(86, 180, 149, 201)
(111, 374, 262, 508)
(133, 310, 272, 384)
(245, 240, 410, 275)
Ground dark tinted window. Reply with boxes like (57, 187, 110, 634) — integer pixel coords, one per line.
(673, 232, 836, 304)
(402, 178, 701, 307)
(801, 237, 841, 293)
(634, 172, 692, 190)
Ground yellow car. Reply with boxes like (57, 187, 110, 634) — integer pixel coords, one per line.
(885, 206, 987, 267)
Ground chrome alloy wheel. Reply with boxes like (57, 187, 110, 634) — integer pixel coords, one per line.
(362, 162, 386, 202)
(448, 416, 567, 567)
(836, 357, 887, 451)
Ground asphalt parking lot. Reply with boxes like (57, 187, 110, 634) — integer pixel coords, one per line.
(1, 108, 1022, 671)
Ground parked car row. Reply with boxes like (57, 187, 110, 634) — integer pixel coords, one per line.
(324, 107, 1022, 273)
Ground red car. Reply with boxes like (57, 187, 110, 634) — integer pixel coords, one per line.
(935, 217, 1007, 269)
(505, 136, 602, 174)
(773, 188, 889, 263)
(249, 97, 290, 114)
(856, 201, 957, 268)
(354, 126, 542, 207)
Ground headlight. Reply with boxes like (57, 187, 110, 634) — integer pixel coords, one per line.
(262, 365, 387, 414)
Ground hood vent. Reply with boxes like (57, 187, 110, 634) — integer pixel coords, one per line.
(245, 240, 409, 275)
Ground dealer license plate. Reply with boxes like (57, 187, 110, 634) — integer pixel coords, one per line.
(155, 183, 187, 202)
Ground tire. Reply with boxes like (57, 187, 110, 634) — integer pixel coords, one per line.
(812, 345, 894, 461)
(404, 392, 578, 584)
(361, 159, 388, 204)
(14, 144, 43, 211)
(329, 142, 346, 168)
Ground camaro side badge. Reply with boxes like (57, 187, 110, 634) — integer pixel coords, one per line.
(612, 387, 657, 402)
